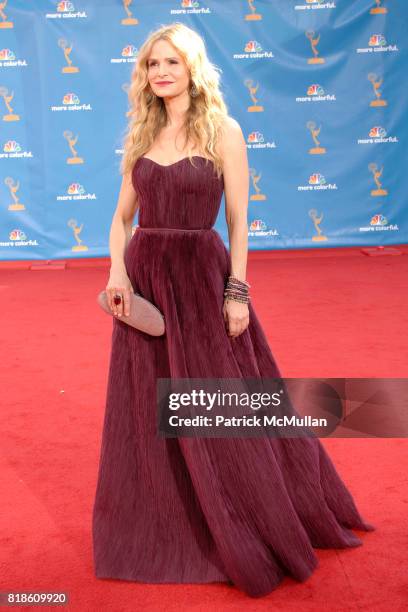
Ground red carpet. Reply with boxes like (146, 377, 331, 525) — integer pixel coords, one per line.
(1, 245, 407, 610)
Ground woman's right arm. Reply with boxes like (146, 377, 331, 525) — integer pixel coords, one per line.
(109, 171, 139, 272)
(107, 171, 140, 318)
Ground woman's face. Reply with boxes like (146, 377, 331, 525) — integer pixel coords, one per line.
(146, 39, 190, 100)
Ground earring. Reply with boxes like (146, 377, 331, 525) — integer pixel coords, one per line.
(190, 84, 199, 97)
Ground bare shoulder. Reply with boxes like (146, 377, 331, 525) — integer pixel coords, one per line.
(219, 116, 245, 149)
(221, 115, 242, 132)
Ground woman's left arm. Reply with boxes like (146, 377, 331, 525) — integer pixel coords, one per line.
(220, 117, 250, 338)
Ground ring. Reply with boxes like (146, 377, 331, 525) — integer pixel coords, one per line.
(113, 293, 122, 305)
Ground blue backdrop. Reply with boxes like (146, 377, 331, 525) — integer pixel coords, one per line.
(0, 0, 406, 261)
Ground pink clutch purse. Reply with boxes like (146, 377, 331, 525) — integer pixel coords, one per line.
(97, 290, 165, 336)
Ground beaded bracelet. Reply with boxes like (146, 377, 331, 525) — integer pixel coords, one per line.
(224, 275, 251, 304)
(228, 275, 251, 288)
(224, 294, 250, 304)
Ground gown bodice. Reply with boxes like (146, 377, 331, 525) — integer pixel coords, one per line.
(131, 156, 224, 230)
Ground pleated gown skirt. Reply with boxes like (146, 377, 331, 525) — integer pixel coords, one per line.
(92, 156, 374, 598)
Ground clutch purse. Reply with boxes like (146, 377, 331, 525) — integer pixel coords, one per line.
(97, 290, 165, 336)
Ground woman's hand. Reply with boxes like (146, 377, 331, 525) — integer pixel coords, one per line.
(222, 298, 249, 338)
(106, 267, 134, 318)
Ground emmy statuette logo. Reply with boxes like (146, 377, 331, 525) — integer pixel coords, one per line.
(309, 209, 328, 241)
(0, 86, 20, 121)
(5, 176, 25, 210)
(59, 38, 79, 73)
(0, 1, 13, 28)
(245, 0, 262, 21)
(368, 73, 387, 107)
(249, 167, 266, 201)
(64, 130, 84, 164)
(306, 31, 325, 64)
(307, 121, 326, 154)
(122, 0, 139, 25)
(245, 79, 264, 112)
(370, 0, 387, 14)
(68, 219, 88, 252)
(369, 163, 388, 197)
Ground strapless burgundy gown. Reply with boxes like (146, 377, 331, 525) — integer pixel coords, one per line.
(92, 156, 374, 598)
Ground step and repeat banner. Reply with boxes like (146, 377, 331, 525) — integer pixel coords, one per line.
(0, 0, 406, 260)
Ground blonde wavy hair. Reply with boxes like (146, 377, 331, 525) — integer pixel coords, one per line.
(120, 22, 229, 180)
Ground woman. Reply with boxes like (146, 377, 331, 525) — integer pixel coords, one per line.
(92, 22, 374, 598)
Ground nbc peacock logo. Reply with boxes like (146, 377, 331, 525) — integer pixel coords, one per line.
(1, 140, 32, 159)
(357, 34, 398, 54)
(245, 41, 262, 53)
(250, 220, 266, 231)
(50, 92, 92, 112)
(247, 131, 276, 150)
(0, 48, 15, 61)
(310, 174, 326, 186)
(298, 172, 337, 192)
(371, 214, 387, 226)
(58, 1, 75, 11)
(56, 182, 96, 202)
(369, 34, 386, 47)
(0, 48, 14, 60)
(4, 140, 21, 153)
(233, 40, 274, 61)
(359, 213, 398, 232)
(10, 229, 26, 241)
(68, 183, 85, 195)
(296, 83, 336, 103)
(248, 219, 279, 237)
(122, 45, 137, 58)
(3, 229, 38, 247)
(63, 93, 80, 105)
(46, 1, 87, 20)
(111, 44, 138, 64)
(369, 126, 386, 138)
(248, 132, 264, 144)
(309, 173, 337, 190)
(0, 51, 29, 77)
(308, 84, 324, 96)
(357, 126, 398, 145)
(170, 1, 211, 16)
